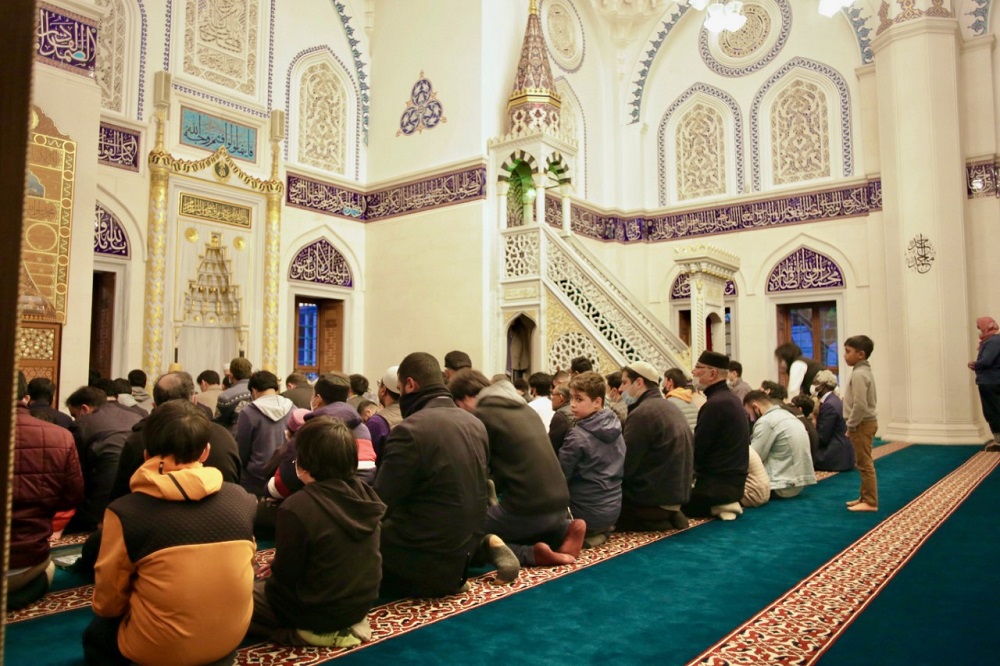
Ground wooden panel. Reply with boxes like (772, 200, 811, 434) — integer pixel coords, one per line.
(89, 271, 115, 380)
(319, 300, 343, 373)
(18, 322, 61, 398)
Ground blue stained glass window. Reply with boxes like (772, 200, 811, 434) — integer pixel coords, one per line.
(297, 303, 318, 368)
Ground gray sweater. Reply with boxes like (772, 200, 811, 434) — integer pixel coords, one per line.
(844, 360, 877, 429)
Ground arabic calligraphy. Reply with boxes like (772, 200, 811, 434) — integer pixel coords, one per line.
(669, 273, 737, 300)
(286, 166, 487, 221)
(35, 3, 98, 76)
(766, 247, 845, 292)
(178, 193, 252, 228)
(180, 107, 257, 162)
(98, 122, 141, 172)
(94, 204, 130, 257)
(288, 239, 353, 288)
(905, 234, 935, 274)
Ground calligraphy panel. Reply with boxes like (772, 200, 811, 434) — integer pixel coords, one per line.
(180, 107, 257, 161)
(21, 107, 75, 324)
(286, 173, 366, 219)
(98, 122, 141, 172)
(94, 203, 130, 257)
(35, 2, 98, 76)
(183, 0, 258, 96)
(288, 239, 353, 288)
(766, 247, 844, 293)
(670, 273, 737, 300)
(178, 193, 252, 228)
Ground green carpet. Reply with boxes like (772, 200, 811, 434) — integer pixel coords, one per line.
(819, 451, 1000, 664)
(3, 448, 982, 665)
(335, 446, 978, 665)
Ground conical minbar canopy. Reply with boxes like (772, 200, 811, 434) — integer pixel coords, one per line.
(506, 0, 561, 135)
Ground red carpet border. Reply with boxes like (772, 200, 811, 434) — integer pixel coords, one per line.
(688, 450, 1000, 665)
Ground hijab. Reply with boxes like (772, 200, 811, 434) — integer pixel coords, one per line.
(978, 316, 999, 349)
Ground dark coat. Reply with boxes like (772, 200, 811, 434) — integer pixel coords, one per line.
(71, 401, 144, 528)
(560, 408, 625, 531)
(814, 393, 856, 472)
(110, 407, 242, 502)
(693, 381, 749, 487)
(548, 404, 576, 452)
(473, 382, 570, 516)
(281, 385, 314, 409)
(374, 386, 488, 595)
(266, 477, 385, 632)
(623, 388, 694, 506)
(27, 400, 73, 430)
(12, 405, 84, 568)
(974, 335, 1000, 385)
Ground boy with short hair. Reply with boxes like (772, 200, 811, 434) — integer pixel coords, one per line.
(250, 416, 386, 647)
(558, 372, 626, 548)
(843, 335, 878, 512)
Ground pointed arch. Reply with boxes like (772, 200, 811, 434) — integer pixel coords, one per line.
(765, 247, 846, 293)
(287, 238, 353, 289)
(285, 46, 361, 181)
(94, 203, 131, 258)
(96, 186, 145, 261)
(658, 83, 743, 206)
(751, 57, 853, 191)
(283, 225, 362, 291)
(753, 233, 862, 294)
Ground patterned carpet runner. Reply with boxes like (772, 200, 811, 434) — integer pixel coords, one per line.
(688, 450, 1000, 665)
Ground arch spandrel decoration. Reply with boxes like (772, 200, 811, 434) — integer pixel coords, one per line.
(670, 273, 736, 300)
(766, 247, 845, 292)
(94, 203, 130, 258)
(288, 238, 353, 288)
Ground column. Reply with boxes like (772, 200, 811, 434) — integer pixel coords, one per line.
(560, 182, 572, 234)
(872, 16, 981, 442)
(532, 172, 547, 227)
(674, 245, 740, 372)
(260, 111, 284, 373)
(497, 179, 509, 229)
(142, 77, 171, 382)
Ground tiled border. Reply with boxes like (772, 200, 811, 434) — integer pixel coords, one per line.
(328, 0, 369, 145)
(689, 450, 1000, 665)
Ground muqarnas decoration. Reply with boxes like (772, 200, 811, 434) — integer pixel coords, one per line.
(397, 72, 446, 136)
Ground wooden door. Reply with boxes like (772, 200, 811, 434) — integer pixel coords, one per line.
(319, 300, 343, 373)
(89, 271, 116, 380)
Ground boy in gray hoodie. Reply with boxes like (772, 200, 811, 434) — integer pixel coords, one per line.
(559, 372, 626, 548)
(236, 371, 295, 495)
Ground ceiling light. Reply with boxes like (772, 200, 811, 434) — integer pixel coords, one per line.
(818, 0, 852, 17)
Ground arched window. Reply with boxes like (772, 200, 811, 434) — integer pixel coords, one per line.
(771, 79, 830, 185)
(298, 61, 348, 174)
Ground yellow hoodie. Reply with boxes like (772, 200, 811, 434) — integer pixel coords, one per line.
(93, 457, 257, 666)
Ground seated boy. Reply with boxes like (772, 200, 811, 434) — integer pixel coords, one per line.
(84, 401, 257, 666)
(250, 416, 386, 647)
(558, 372, 626, 548)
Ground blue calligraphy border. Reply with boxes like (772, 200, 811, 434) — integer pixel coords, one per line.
(179, 107, 258, 162)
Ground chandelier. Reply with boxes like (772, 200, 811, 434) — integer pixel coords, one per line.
(682, 0, 853, 33)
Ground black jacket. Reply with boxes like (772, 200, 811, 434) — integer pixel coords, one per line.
(623, 388, 694, 506)
(473, 382, 570, 516)
(375, 386, 488, 561)
(266, 477, 385, 632)
(694, 381, 749, 482)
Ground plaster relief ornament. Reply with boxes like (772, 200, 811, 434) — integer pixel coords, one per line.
(397, 72, 446, 136)
(905, 234, 935, 274)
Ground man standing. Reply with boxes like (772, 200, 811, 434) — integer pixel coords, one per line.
(84, 401, 257, 666)
(684, 351, 749, 521)
(375, 353, 493, 597)
(367, 366, 403, 462)
(617, 362, 694, 530)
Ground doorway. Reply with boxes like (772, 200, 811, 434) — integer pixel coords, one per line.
(506, 314, 535, 381)
(90, 271, 116, 380)
(295, 297, 343, 379)
(776, 300, 838, 384)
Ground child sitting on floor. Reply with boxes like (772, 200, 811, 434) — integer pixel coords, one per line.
(558, 372, 626, 548)
(249, 416, 386, 647)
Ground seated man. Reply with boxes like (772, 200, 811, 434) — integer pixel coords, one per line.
(617, 362, 694, 530)
(235, 371, 295, 495)
(374, 353, 493, 597)
(559, 372, 625, 547)
(450, 370, 583, 568)
(366, 366, 403, 463)
(547, 384, 576, 452)
(810, 370, 856, 472)
(66, 386, 144, 531)
(84, 401, 257, 666)
(683, 351, 749, 521)
(250, 417, 386, 647)
(10, 374, 84, 610)
(744, 391, 817, 498)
